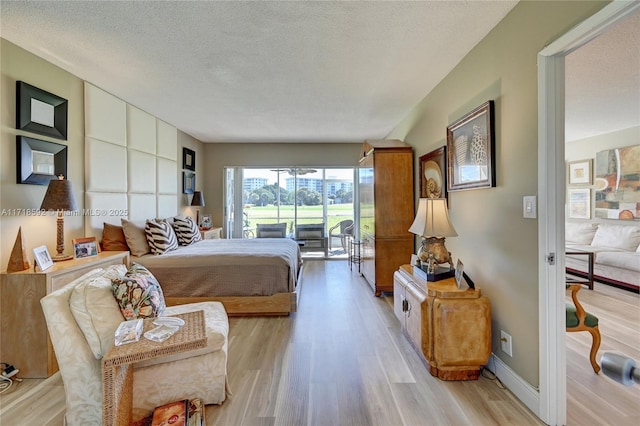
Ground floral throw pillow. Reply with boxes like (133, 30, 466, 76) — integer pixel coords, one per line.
(111, 263, 166, 320)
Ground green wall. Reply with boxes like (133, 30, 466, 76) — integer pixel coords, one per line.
(387, 0, 608, 386)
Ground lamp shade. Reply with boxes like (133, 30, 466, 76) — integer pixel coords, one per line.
(40, 176, 78, 211)
(408, 198, 457, 238)
(190, 191, 205, 207)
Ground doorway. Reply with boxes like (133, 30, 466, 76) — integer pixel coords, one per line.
(537, 2, 640, 424)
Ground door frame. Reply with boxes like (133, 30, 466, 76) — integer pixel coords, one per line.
(537, 2, 640, 424)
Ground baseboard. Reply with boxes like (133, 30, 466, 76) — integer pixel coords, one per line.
(487, 354, 540, 417)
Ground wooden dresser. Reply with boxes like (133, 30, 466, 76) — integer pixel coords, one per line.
(359, 139, 414, 296)
(0, 251, 129, 378)
(393, 265, 491, 380)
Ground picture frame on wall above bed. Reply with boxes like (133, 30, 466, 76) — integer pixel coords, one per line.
(16, 81, 68, 140)
(568, 159, 593, 185)
(447, 100, 495, 191)
(183, 171, 195, 194)
(182, 147, 196, 171)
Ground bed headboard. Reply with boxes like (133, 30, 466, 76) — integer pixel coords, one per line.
(84, 82, 178, 239)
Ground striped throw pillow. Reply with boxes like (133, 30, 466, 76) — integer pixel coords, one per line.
(145, 219, 179, 255)
(172, 216, 202, 246)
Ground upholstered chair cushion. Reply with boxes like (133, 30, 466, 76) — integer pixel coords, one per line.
(70, 265, 127, 359)
(566, 303, 599, 328)
(111, 263, 166, 320)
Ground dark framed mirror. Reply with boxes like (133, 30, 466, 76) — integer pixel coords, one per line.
(17, 136, 68, 185)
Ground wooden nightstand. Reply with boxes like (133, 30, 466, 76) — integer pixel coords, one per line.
(393, 264, 491, 380)
(0, 251, 129, 378)
(200, 227, 222, 239)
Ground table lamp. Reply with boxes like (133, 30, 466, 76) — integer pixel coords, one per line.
(190, 191, 205, 227)
(40, 175, 78, 261)
(408, 198, 457, 281)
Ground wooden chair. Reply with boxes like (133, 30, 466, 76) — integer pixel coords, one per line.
(566, 283, 601, 373)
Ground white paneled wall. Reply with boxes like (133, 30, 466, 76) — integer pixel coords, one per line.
(84, 82, 178, 238)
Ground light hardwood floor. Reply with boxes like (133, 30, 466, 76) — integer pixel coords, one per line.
(0, 260, 637, 425)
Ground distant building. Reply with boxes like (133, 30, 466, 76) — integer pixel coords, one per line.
(243, 177, 268, 192)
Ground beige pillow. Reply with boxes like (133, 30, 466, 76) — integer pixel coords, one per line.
(591, 224, 640, 251)
(70, 265, 127, 359)
(101, 222, 129, 251)
(121, 219, 151, 256)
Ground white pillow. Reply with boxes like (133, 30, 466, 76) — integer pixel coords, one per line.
(565, 222, 598, 245)
(70, 265, 126, 359)
(591, 224, 640, 251)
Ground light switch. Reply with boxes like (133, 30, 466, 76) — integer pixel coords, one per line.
(523, 196, 537, 219)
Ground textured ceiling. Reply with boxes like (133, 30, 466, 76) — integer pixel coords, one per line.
(0, 0, 518, 143)
(565, 10, 640, 142)
(2, 1, 635, 144)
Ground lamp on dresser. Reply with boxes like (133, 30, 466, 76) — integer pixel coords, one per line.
(408, 198, 457, 281)
(40, 175, 78, 261)
(190, 191, 205, 226)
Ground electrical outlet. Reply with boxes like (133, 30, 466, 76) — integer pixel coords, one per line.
(501, 330, 513, 357)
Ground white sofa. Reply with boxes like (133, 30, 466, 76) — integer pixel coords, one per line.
(565, 222, 640, 290)
(41, 266, 229, 425)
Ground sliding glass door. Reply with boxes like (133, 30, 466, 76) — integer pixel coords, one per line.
(225, 166, 355, 257)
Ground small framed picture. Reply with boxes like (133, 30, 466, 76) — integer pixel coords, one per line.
(183, 171, 195, 194)
(568, 188, 591, 219)
(33, 245, 54, 271)
(72, 237, 100, 259)
(419, 146, 448, 202)
(568, 159, 592, 185)
(182, 147, 195, 171)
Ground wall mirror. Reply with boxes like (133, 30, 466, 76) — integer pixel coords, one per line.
(17, 136, 68, 185)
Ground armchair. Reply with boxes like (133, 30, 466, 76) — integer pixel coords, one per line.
(40, 267, 229, 425)
(566, 283, 601, 373)
(328, 219, 354, 250)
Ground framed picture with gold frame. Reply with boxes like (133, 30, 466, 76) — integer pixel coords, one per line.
(568, 159, 592, 185)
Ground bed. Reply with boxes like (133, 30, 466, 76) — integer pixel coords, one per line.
(132, 238, 303, 316)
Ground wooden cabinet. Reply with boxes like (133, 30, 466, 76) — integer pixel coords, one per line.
(394, 265, 491, 380)
(358, 139, 414, 296)
(200, 227, 223, 239)
(0, 251, 129, 378)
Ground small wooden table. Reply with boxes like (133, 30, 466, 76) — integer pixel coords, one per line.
(566, 250, 594, 290)
(102, 310, 207, 426)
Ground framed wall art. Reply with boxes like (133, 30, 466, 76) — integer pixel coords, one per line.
(16, 81, 68, 140)
(447, 100, 495, 191)
(595, 145, 640, 220)
(183, 171, 195, 194)
(568, 159, 592, 185)
(16, 136, 68, 185)
(419, 146, 447, 202)
(72, 237, 100, 259)
(183, 147, 195, 171)
(568, 188, 591, 219)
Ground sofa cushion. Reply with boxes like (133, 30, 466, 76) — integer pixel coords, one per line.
(565, 222, 598, 245)
(172, 215, 202, 246)
(121, 219, 151, 256)
(596, 252, 640, 272)
(591, 224, 640, 251)
(111, 263, 166, 320)
(135, 301, 228, 368)
(70, 264, 127, 359)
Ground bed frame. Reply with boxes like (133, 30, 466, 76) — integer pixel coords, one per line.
(165, 263, 303, 316)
